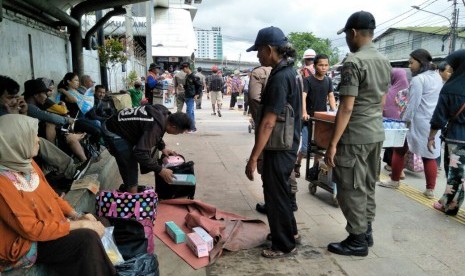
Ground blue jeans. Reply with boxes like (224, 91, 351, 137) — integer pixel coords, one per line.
(185, 97, 196, 130)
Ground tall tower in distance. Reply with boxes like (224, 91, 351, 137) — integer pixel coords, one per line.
(194, 27, 223, 59)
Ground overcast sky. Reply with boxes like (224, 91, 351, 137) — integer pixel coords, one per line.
(192, 0, 461, 62)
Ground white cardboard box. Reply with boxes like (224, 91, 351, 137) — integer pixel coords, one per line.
(192, 227, 213, 251)
(186, 232, 209, 258)
(383, 128, 408, 148)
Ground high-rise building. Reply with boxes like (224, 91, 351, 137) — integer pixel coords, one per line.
(194, 27, 223, 59)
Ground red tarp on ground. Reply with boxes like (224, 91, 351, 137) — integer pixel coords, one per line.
(153, 199, 268, 269)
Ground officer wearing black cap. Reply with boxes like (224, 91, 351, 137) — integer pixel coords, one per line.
(245, 26, 302, 258)
(325, 11, 391, 257)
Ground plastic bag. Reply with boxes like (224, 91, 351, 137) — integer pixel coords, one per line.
(115, 253, 159, 276)
(101, 227, 125, 265)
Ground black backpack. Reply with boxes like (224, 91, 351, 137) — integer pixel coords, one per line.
(209, 75, 223, 91)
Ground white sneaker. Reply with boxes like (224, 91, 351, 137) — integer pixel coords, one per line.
(378, 180, 400, 189)
(423, 189, 435, 199)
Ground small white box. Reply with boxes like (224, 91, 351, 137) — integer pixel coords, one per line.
(383, 128, 408, 148)
(186, 232, 209, 258)
(192, 227, 214, 251)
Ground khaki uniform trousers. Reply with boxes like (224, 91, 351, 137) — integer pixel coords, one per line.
(333, 142, 382, 234)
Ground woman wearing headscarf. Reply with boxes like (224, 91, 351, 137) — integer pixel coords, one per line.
(382, 68, 410, 176)
(428, 49, 465, 215)
(380, 49, 443, 199)
(0, 114, 115, 275)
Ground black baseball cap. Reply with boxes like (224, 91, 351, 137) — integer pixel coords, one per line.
(180, 62, 190, 69)
(246, 26, 288, 52)
(149, 63, 161, 70)
(337, 11, 376, 35)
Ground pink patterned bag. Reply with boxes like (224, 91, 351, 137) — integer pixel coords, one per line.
(404, 151, 424, 172)
(96, 187, 158, 254)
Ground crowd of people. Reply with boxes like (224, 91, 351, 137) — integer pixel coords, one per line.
(0, 66, 193, 273)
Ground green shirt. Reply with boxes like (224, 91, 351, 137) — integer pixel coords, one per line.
(128, 88, 143, 107)
(338, 43, 391, 144)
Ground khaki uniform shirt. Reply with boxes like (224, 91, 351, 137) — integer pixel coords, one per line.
(338, 43, 391, 144)
(174, 71, 187, 94)
(248, 66, 272, 123)
(195, 72, 206, 90)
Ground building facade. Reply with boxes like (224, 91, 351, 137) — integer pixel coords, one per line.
(374, 27, 465, 65)
(194, 27, 223, 59)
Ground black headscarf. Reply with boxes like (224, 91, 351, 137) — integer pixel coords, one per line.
(441, 49, 465, 96)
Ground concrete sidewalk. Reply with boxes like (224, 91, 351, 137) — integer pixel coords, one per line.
(150, 96, 465, 276)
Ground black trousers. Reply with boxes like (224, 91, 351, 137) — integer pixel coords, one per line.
(230, 92, 239, 108)
(243, 92, 249, 112)
(37, 229, 115, 276)
(262, 150, 298, 252)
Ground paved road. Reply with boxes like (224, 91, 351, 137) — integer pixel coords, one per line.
(148, 96, 465, 276)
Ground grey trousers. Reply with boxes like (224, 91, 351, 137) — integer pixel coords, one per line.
(333, 142, 382, 235)
(176, 92, 185, 113)
(38, 138, 76, 179)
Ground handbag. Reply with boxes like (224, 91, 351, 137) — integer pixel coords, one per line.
(404, 151, 424, 172)
(261, 103, 295, 150)
(96, 187, 158, 255)
(441, 103, 465, 141)
(96, 187, 158, 222)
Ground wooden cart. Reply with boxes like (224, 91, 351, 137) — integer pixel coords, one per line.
(305, 112, 338, 207)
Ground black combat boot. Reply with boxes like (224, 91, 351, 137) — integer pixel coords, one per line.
(366, 222, 373, 247)
(327, 233, 369, 256)
(255, 202, 267, 214)
(290, 193, 298, 211)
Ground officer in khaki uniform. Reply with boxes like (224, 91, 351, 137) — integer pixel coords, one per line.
(325, 11, 391, 257)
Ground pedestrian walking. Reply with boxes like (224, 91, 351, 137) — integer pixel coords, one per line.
(207, 65, 224, 117)
(229, 70, 242, 110)
(195, 67, 206, 109)
(379, 49, 443, 199)
(429, 49, 465, 215)
(180, 62, 202, 133)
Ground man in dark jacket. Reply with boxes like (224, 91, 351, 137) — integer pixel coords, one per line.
(102, 104, 192, 193)
(181, 62, 201, 133)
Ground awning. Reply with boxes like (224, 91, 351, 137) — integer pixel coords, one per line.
(151, 7, 197, 58)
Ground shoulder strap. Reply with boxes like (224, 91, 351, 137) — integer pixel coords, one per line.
(453, 103, 465, 120)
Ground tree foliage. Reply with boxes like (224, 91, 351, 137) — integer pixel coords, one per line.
(288, 32, 340, 65)
(98, 37, 128, 68)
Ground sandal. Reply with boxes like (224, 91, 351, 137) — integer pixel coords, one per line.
(294, 164, 301, 178)
(267, 233, 302, 245)
(261, 248, 297, 259)
(433, 202, 445, 212)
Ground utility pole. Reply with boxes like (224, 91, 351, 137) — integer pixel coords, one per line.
(238, 53, 241, 70)
(450, 0, 458, 52)
(146, 0, 154, 68)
